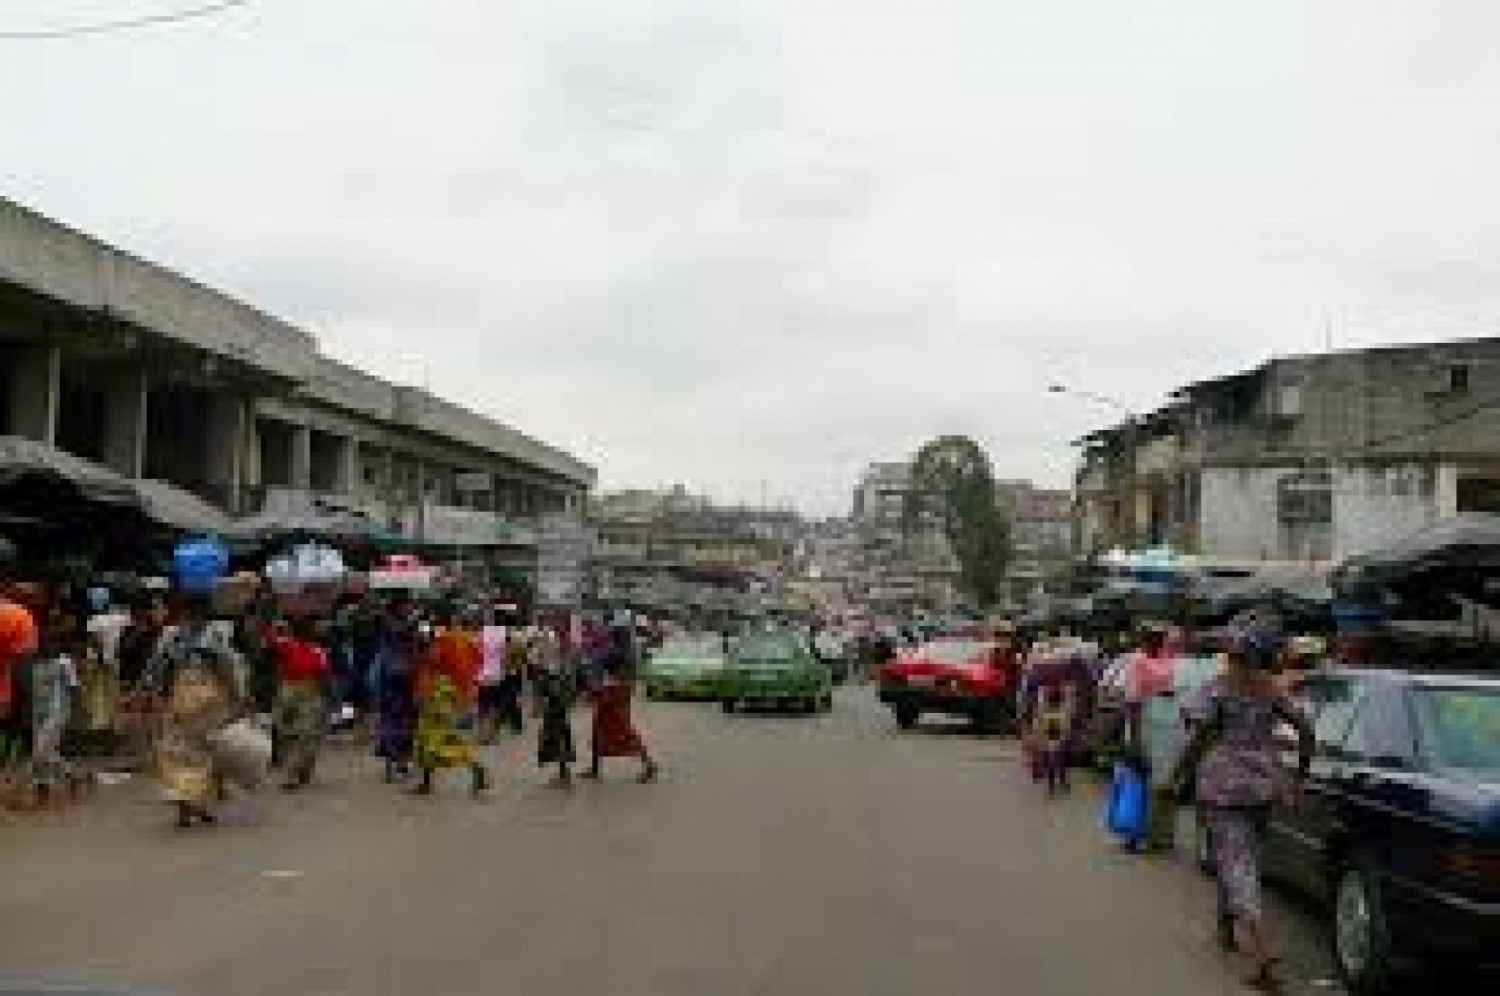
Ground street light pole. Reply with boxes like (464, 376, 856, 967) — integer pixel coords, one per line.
(1046, 383, 1135, 418)
(1047, 383, 1142, 553)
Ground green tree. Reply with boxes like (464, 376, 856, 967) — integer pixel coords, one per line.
(902, 435, 1011, 608)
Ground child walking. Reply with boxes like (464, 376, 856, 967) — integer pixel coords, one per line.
(1035, 682, 1073, 795)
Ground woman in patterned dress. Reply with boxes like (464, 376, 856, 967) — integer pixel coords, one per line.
(154, 596, 244, 828)
(1173, 620, 1314, 991)
(583, 624, 658, 783)
(412, 609, 487, 797)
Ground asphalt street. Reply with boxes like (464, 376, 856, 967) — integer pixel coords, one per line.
(0, 687, 1342, 996)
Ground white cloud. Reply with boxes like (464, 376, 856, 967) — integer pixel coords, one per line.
(4, 0, 1500, 513)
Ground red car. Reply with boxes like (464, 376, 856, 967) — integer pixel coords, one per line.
(876, 638, 1018, 732)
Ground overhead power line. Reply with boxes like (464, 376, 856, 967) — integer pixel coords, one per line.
(0, 0, 253, 40)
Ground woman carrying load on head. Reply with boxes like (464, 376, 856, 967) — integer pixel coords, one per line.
(153, 594, 245, 829)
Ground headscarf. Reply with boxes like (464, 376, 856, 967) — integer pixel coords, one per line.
(604, 624, 635, 678)
(1224, 617, 1285, 671)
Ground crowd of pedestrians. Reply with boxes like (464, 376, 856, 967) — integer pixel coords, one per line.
(0, 556, 662, 827)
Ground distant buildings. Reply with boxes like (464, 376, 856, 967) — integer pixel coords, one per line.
(1075, 337, 1500, 563)
(851, 461, 919, 528)
(587, 486, 800, 615)
(843, 462, 961, 614)
(996, 479, 1074, 605)
(590, 465, 1076, 619)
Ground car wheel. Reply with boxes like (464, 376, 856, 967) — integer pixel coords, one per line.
(894, 704, 919, 730)
(721, 698, 736, 714)
(819, 691, 834, 712)
(1332, 858, 1399, 995)
(645, 686, 660, 701)
(974, 703, 1007, 735)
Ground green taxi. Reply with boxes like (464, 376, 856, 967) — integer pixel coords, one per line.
(642, 633, 730, 701)
(721, 628, 834, 714)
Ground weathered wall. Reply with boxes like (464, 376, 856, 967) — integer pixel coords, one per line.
(1198, 461, 1458, 562)
(1194, 340, 1500, 465)
(393, 386, 593, 485)
(0, 198, 313, 380)
(1331, 463, 1451, 559)
(0, 197, 595, 492)
(1198, 466, 1283, 559)
(303, 357, 398, 423)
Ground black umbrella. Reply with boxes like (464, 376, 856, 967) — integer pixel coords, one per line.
(1335, 514, 1500, 589)
(1330, 514, 1500, 618)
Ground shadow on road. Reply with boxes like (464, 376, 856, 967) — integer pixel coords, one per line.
(893, 718, 1010, 739)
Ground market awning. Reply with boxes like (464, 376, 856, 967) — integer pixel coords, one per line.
(133, 478, 233, 534)
(231, 507, 389, 541)
(1192, 566, 1333, 625)
(0, 435, 142, 509)
(1202, 565, 1332, 604)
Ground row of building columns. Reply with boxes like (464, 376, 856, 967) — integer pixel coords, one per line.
(2, 344, 578, 519)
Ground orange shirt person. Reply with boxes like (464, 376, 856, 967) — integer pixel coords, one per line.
(0, 596, 39, 724)
(422, 615, 483, 711)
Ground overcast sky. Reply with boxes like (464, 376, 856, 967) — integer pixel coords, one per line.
(4, 1, 1500, 513)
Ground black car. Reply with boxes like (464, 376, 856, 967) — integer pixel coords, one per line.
(1255, 668, 1500, 993)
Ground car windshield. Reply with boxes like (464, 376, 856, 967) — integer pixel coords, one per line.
(656, 635, 721, 659)
(736, 635, 802, 665)
(914, 640, 989, 667)
(1413, 686, 1500, 776)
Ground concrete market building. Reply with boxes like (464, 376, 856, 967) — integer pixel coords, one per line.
(0, 197, 594, 547)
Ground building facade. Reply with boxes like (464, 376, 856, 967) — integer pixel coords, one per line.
(1075, 338, 1500, 563)
(0, 197, 593, 543)
(848, 462, 961, 613)
(996, 479, 1074, 605)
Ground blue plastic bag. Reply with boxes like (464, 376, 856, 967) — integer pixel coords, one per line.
(1105, 762, 1149, 846)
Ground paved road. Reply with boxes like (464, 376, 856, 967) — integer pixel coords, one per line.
(0, 688, 1340, 996)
